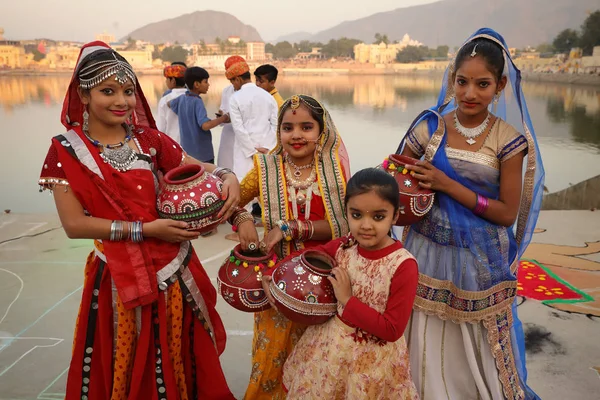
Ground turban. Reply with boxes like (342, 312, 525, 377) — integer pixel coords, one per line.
(224, 55, 249, 79)
(163, 64, 186, 78)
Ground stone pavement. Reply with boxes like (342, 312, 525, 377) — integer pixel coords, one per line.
(0, 211, 598, 399)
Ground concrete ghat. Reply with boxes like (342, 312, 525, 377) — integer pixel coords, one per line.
(0, 211, 598, 399)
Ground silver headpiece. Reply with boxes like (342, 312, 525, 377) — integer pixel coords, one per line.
(470, 44, 478, 57)
(78, 52, 136, 90)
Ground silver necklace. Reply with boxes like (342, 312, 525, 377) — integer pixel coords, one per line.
(83, 125, 137, 172)
(453, 111, 490, 145)
(285, 154, 314, 177)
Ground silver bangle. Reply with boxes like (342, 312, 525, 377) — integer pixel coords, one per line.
(213, 167, 235, 180)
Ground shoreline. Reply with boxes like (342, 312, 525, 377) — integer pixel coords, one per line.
(2, 68, 599, 86)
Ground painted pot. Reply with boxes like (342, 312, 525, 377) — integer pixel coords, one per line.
(269, 250, 337, 325)
(383, 154, 435, 226)
(157, 164, 224, 233)
(217, 245, 277, 313)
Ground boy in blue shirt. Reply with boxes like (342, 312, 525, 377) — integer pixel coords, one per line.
(169, 67, 229, 163)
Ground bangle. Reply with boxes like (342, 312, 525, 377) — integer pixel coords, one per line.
(473, 194, 489, 216)
(110, 220, 125, 241)
(129, 221, 144, 243)
(233, 210, 254, 228)
(275, 220, 292, 241)
(213, 167, 235, 181)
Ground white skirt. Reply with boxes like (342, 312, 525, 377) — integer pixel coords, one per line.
(408, 310, 505, 400)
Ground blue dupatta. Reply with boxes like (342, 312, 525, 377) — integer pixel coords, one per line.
(399, 28, 544, 400)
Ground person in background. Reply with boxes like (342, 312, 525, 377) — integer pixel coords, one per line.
(226, 56, 278, 180)
(156, 62, 187, 142)
(168, 66, 229, 164)
(254, 64, 284, 109)
(161, 61, 187, 97)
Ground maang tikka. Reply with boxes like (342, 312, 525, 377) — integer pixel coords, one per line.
(290, 95, 300, 115)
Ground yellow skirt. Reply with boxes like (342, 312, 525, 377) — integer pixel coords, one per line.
(244, 308, 306, 400)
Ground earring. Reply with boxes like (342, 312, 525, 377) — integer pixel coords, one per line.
(82, 106, 89, 132)
(493, 92, 500, 113)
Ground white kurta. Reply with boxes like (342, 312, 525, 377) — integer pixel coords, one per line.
(156, 88, 186, 143)
(217, 85, 235, 170)
(229, 82, 278, 180)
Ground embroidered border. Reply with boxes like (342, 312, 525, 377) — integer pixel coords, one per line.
(256, 154, 291, 257)
(498, 135, 527, 162)
(445, 148, 500, 170)
(316, 115, 349, 239)
(414, 273, 517, 323)
(483, 309, 525, 400)
(423, 112, 446, 162)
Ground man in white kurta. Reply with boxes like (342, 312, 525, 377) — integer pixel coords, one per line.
(156, 63, 187, 143)
(226, 58, 278, 180)
(217, 84, 236, 170)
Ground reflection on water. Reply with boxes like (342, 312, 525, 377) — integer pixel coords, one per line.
(1, 74, 599, 213)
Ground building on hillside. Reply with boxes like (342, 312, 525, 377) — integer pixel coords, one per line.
(228, 36, 241, 44)
(0, 29, 27, 68)
(44, 45, 81, 69)
(353, 34, 423, 64)
(95, 32, 116, 44)
(295, 47, 324, 60)
(246, 42, 266, 61)
(119, 50, 153, 69)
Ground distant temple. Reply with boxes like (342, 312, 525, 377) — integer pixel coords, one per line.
(354, 34, 423, 64)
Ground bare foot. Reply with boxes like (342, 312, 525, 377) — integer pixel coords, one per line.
(225, 232, 240, 242)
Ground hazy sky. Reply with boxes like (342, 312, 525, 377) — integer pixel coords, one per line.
(1, 0, 437, 42)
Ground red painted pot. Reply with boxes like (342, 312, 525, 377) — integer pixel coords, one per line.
(384, 154, 435, 226)
(156, 164, 224, 233)
(217, 245, 277, 313)
(269, 250, 337, 325)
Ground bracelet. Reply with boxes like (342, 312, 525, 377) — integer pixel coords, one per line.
(129, 221, 144, 243)
(473, 194, 489, 216)
(110, 220, 124, 241)
(275, 220, 292, 241)
(233, 210, 254, 228)
(213, 167, 235, 181)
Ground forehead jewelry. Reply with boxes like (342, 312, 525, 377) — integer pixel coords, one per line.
(78, 52, 136, 90)
(290, 95, 300, 115)
(470, 44, 478, 57)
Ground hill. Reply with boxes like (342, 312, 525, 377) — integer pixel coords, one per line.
(309, 0, 598, 48)
(123, 10, 263, 44)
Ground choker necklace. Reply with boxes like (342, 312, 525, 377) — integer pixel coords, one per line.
(83, 125, 137, 172)
(453, 111, 490, 145)
(285, 163, 317, 220)
(285, 154, 314, 177)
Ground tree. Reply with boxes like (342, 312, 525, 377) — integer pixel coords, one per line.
(160, 46, 189, 63)
(536, 43, 555, 54)
(373, 33, 389, 45)
(321, 38, 361, 58)
(32, 48, 46, 62)
(579, 10, 600, 55)
(125, 36, 137, 51)
(553, 29, 579, 54)
(396, 45, 427, 63)
(271, 41, 297, 59)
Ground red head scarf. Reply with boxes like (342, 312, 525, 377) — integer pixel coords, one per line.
(163, 64, 186, 78)
(224, 55, 249, 79)
(61, 41, 156, 130)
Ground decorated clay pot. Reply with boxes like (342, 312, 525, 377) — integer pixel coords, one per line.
(157, 164, 224, 234)
(217, 245, 277, 313)
(383, 154, 435, 226)
(269, 250, 337, 325)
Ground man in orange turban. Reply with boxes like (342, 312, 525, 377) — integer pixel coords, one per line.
(157, 62, 187, 142)
(224, 54, 278, 181)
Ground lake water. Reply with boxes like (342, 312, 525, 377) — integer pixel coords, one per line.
(1, 74, 599, 213)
